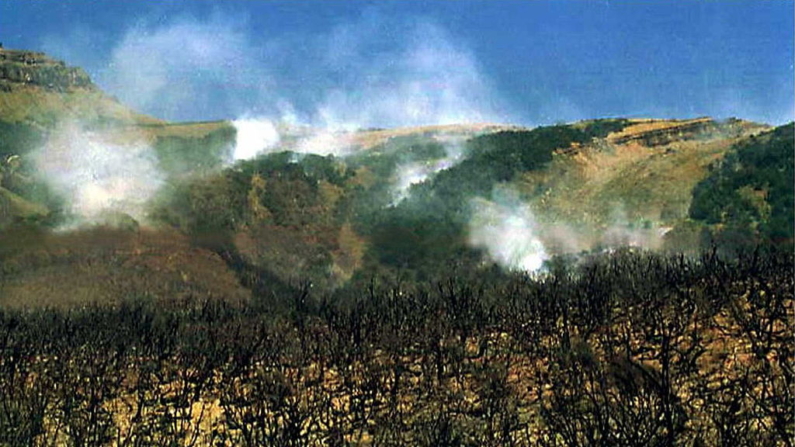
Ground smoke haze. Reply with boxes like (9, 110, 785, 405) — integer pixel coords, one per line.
(26, 2, 792, 126)
(29, 8, 513, 230)
(69, 13, 512, 128)
(391, 142, 465, 204)
(101, 15, 276, 122)
(32, 123, 165, 227)
(311, 20, 505, 129)
(468, 192, 549, 273)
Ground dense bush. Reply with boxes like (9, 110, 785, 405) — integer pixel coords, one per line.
(690, 123, 794, 250)
(152, 151, 361, 290)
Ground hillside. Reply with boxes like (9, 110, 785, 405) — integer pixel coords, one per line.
(0, 47, 160, 127)
(689, 122, 794, 250)
(519, 117, 768, 252)
(0, 49, 251, 306)
(0, 227, 250, 308)
(0, 48, 790, 306)
(0, 48, 159, 228)
(151, 117, 788, 293)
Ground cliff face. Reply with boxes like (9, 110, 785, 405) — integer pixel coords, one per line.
(0, 48, 161, 127)
(0, 48, 94, 92)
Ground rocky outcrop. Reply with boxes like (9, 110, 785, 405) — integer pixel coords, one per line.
(606, 117, 760, 147)
(0, 48, 94, 92)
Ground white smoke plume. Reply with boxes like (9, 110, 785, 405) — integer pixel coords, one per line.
(40, 12, 517, 176)
(531, 205, 670, 257)
(293, 131, 356, 157)
(101, 15, 276, 122)
(35, 13, 518, 232)
(308, 19, 508, 129)
(86, 12, 511, 130)
(468, 193, 549, 273)
(230, 119, 357, 161)
(224, 16, 510, 161)
(230, 117, 281, 161)
(32, 123, 164, 227)
(391, 142, 465, 204)
(600, 205, 666, 250)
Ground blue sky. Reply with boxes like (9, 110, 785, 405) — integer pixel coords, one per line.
(1, 1, 793, 126)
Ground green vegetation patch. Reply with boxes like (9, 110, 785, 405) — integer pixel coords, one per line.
(153, 125, 237, 176)
(689, 122, 794, 249)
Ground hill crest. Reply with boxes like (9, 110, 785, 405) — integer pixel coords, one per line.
(0, 47, 94, 92)
(0, 47, 160, 127)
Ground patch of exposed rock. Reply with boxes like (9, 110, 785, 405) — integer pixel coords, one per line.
(606, 117, 764, 147)
(0, 47, 94, 92)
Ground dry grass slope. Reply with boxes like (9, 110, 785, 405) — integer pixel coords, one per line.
(518, 118, 768, 251)
(0, 228, 250, 308)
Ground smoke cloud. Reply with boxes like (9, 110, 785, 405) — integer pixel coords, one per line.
(468, 192, 549, 273)
(230, 118, 281, 161)
(101, 15, 276, 122)
(311, 20, 506, 129)
(32, 123, 164, 227)
(601, 206, 666, 250)
(86, 12, 511, 129)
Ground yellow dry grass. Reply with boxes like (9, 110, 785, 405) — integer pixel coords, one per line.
(132, 121, 232, 139)
(0, 86, 161, 127)
(341, 123, 520, 151)
(519, 119, 767, 247)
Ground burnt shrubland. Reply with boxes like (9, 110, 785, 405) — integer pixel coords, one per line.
(0, 248, 791, 446)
